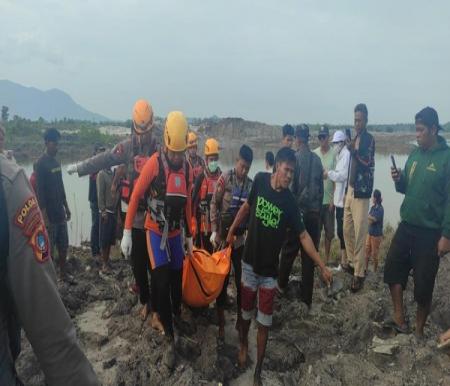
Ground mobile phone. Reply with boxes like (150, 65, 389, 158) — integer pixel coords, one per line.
(345, 128, 351, 141)
(390, 154, 397, 170)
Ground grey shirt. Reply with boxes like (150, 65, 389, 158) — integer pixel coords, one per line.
(97, 169, 119, 213)
(292, 143, 324, 213)
(0, 155, 99, 386)
(75, 135, 157, 229)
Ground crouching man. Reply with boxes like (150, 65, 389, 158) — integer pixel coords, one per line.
(226, 147, 332, 386)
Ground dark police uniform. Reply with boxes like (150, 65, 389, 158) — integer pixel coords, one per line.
(0, 154, 99, 386)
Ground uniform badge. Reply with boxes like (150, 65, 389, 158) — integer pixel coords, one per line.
(29, 223, 49, 262)
(15, 196, 50, 263)
(216, 177, 224, 194)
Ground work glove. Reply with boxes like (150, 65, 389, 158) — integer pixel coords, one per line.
(186, 236, 194, 258)
(67, 163, 78, 175)
(210, 231, 218, 249)
(121, 229, 133, 258)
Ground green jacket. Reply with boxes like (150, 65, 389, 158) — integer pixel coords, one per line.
(396, 135, 450, 237)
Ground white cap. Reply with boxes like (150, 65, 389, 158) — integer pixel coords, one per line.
(332, 130, 346, 143)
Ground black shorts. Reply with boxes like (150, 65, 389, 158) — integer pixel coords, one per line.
(384, 222, 440, 305)
(100, 212, 117, 250)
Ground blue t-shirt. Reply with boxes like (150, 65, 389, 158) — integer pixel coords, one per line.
(369, 204, 384, 236)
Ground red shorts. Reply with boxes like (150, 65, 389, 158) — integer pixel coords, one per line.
(241, 262, 277, 327)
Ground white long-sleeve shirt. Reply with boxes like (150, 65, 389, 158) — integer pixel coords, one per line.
(327, 146, 351, 208)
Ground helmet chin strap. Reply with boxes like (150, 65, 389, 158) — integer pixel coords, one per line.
(164, 149, 183, 171)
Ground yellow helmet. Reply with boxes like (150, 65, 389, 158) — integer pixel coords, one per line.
(164, 111, 188, 152)
(132, 99, 153, 134)
(187, 132, 198, 149)
(204, 138, 220, 156)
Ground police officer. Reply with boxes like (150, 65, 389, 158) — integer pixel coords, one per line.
(0, 154, 99, 386)
(67, 99, 159, 324)
(210, 144, 253, 339)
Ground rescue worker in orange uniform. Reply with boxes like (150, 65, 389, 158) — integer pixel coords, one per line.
(186, 131, 205, 180)
(192, 138, 221, 252)
(121, 111, 194, 365)
(67, 100, 159, 326)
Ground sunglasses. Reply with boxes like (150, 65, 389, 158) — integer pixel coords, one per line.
(318, 135, 328, 140)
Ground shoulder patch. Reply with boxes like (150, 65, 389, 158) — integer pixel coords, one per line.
(15, 197, 39, 227)
(216, 176, 225, 193)
(15, 196, 50, 263)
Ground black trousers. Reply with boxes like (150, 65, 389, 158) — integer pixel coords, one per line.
(216, 245, 244, 312)
(131, 228, 151, 306)
(278, 211, 320, 306)
(335, 207, 345, 250)
(90, 201, 100, 256)
(150, 265, 182, 337)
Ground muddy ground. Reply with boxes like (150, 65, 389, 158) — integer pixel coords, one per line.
(16, 245, 450, 386)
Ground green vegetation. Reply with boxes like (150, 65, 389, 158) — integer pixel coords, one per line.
(1, 105, 9, 122)
(3, 113, 125, 163)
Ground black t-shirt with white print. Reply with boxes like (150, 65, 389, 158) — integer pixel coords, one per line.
(242, 172, 305, 278)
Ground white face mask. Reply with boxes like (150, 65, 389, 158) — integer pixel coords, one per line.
(332, 142, 344, 152)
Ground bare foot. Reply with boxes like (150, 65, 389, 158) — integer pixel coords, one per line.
(140, 304, 149, 321)
(150, 312, 165, 334)
(440, 329, 450, 344)
(238, 343, 248, 369)
(128, 282, 139, 295)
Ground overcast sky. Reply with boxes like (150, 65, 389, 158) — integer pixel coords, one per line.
(1, 0, 449, 124)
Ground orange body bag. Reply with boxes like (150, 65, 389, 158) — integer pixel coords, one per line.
(182, 247, 231, 307)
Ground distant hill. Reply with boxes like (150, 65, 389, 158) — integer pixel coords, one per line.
(0, 80, 109, 121)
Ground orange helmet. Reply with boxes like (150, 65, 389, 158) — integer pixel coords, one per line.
(132, 99, 153, 134)
(187, 132, 198, 149)
(204, 138, 220, 156)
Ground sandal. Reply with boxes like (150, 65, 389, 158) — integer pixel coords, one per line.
(342, 264, 355, 276)
(350, 276, 364, 293)
(382, 319, 410, 334)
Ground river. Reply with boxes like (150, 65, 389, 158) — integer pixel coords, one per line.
(21, 151, 407, 246)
